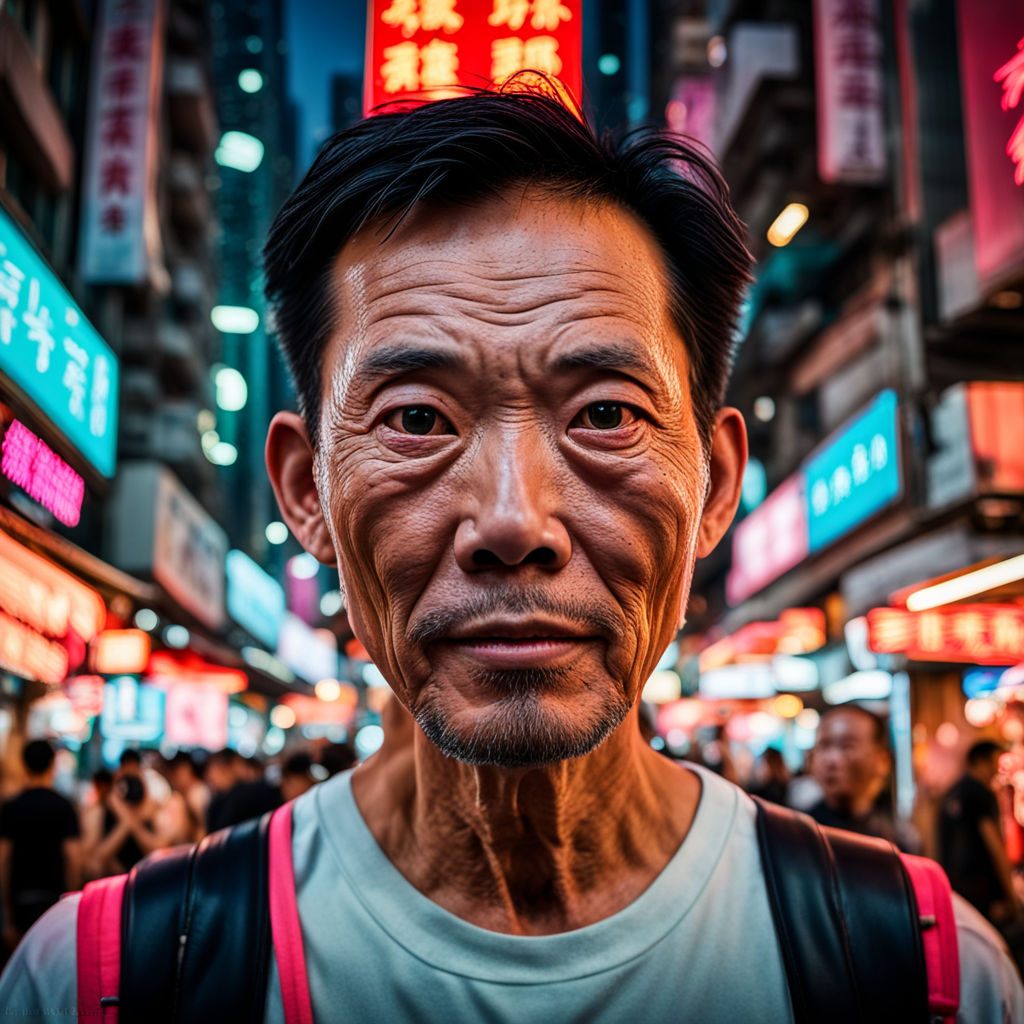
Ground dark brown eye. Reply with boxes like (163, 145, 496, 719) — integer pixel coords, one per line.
(401, 407, 438, 434)
(585, 402, 624, 429)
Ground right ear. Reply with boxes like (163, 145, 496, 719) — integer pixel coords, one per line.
(265, 411, 337, 566)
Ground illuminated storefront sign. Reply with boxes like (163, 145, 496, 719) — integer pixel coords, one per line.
(867, 604, 1024, 665)
(699, 609, 826, 672)
(0, 529, 106, 643)
(164, 683, 228, 750)
(277, 613, 340, 684)
(727, 473, 808, 605)
(91, 629, 151, 675)
(956, 0, 1024, 288)
(147, 650, 247, 694)
(108, 462, 227, 630)
(100, 675, 164, 742)
(226, 550, 285, 649)
(805, 389, 900, 552)
(0, 207, 119, 478)
(79, 0, 165, 285)
(365, 0, 582, 114)
(1, 418, 85, 526)
(0, 609, 68, 685)
(813, 0, 887, 185)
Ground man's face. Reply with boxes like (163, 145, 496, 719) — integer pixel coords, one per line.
(813, 710, 888, 810)
(295, 191, 735, 768)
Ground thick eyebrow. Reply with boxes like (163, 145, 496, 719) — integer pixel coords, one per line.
(350, 346, 462, 391)
(551, 343, 658, 380)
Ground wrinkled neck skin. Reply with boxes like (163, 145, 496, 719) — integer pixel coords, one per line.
(351, 704, 700, 936)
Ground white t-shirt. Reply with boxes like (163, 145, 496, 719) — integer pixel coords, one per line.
(1, 765, 1020, 1022)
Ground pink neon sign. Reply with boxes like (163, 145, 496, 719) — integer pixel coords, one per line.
(1, 419, 85, 526)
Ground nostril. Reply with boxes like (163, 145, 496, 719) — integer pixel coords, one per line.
(472, 549, 503, 567)
(470, 546, 556, 568)
(524, 547, 556, 566)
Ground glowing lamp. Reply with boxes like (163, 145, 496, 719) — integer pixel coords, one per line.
(766, 203, 809, 247)
(92, 629, 151, 674)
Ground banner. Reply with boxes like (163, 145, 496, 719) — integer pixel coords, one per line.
(79, 0, 165, 284)
(813, 0, 887, 184)
(365, 0, 582, 114)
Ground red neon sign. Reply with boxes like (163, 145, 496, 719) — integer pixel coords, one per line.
(867, 604, 1024, 665)
(1, 419, 85, 527)
(995, 35, 1024, 185)
(365, 0, 582, 115)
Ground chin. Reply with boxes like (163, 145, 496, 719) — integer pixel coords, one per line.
(414, 674, 631, 768)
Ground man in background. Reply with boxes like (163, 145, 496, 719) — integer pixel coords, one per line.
(0, 740, 80, 951)
(939, 740, 1020, 925)
(808, 704, 917, 851)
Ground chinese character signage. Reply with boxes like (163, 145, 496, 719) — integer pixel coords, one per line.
(365, 0, 581, 114)
(957, 0, 1024, 290)
(727, 390, 902, 605)
(867, 604, 1024, 665)
(1, 418, 85, 526)
(0, 207, 119, 479)
(813, 0, 888, 184)
(79, 0, 165, 285)
(805, 389, 900, 552)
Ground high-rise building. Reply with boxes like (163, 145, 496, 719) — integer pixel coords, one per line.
(208, 0, 296, 567)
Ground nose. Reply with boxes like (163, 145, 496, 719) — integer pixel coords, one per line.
(453, 427, 572, 572)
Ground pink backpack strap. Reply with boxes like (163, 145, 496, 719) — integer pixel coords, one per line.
(76, 874, 128, 1022)
(901, 853, 960, 1023)
(269, 801, 313, 1024)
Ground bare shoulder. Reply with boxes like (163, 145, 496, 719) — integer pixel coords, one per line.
(0, 893, 79, 1016)
(953, 894, 1024, 1024)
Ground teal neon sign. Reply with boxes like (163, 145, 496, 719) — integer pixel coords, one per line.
(0, 206, 119, 478)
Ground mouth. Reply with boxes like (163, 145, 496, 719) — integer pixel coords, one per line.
(440, 619, 600, 669)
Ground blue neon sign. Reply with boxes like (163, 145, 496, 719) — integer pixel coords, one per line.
(226, 549, 286, 650)
(805, 389, 901, 552)
(0, 206, 119, 478)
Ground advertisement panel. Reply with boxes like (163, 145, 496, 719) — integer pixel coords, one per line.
(0, 207, 119, 478)
(813, 0, 888, 185)
(226, 550, 286, 649)
(805, 389, 900, 552)
(957, 0, 1024, 289)
(727, 473, 809, 606)
(79, 0, 165, 285)
(107, 462, 227, 630)
(164, 683, 228, 750)
(365, 0, 582, 114)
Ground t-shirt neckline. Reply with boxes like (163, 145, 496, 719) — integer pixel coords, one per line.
(310, 762, 739, 983)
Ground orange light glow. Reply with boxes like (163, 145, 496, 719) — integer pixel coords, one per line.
(0, 609, 68, 684)
(699, 608, 826, 672)
(92, 629, 151, 675)
(0, 529, 105, 641)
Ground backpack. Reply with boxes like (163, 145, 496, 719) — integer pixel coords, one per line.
(76, 797, 959, 1024)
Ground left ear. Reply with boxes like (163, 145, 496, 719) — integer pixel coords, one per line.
(696, 407, 747, 558)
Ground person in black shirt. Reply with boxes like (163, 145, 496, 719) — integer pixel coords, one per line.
(939, 740, 1020, 924)
(0, 740, 80, 950)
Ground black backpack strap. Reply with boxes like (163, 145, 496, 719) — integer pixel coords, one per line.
(753, 796, 929, 1024)
(119, 812, 273, 1024)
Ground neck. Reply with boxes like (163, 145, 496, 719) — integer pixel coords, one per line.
(351, 708, 699, 935)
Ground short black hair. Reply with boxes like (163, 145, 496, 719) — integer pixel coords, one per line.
(119, 749, 142, 768)
(282, 752, 313, 777)
(22, 739, 56, 775)
(264, 87, 752, 453)
(967, 740, 1002, 766)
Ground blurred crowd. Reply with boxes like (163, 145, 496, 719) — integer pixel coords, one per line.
(0, 738, 355, 962)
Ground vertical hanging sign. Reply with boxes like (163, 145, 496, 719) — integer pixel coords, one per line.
(365, 0, 582, 115)
(79, 0, 165, 284)
(813, 0, 888, 185)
